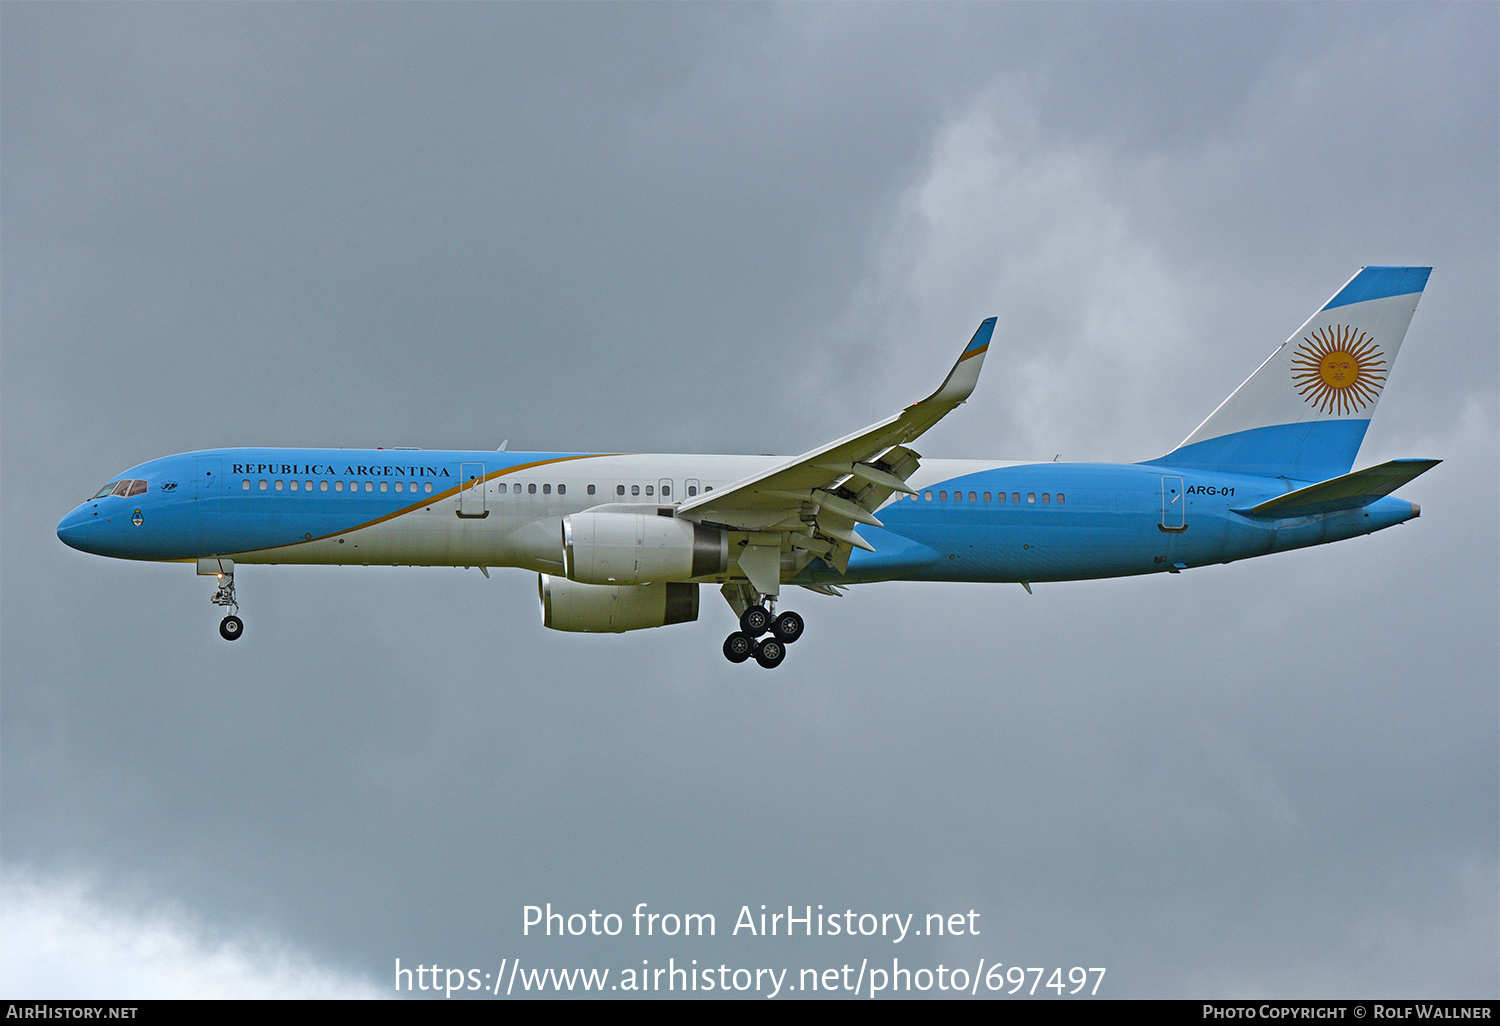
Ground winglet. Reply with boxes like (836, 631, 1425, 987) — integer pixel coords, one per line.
(922, 317, 996, 408)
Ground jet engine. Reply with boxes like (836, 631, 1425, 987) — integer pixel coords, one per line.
(539, 574, 698, 633)
(562, 511, 728, 585)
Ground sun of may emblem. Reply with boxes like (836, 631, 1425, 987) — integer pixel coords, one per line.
(1290, 325, 1387, 415)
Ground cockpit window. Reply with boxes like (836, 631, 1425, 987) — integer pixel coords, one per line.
(93, 479, 148, 499)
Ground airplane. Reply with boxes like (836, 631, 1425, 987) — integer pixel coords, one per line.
(57, 266, 1438, 670)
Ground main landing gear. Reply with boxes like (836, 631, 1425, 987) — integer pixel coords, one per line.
(722, 603, 804, 670)
(209, 567, 244, 642)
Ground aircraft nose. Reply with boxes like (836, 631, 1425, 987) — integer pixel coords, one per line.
(57, 508, 94, 552)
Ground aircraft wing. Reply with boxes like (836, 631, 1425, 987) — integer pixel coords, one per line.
(676, 318, 995, 577)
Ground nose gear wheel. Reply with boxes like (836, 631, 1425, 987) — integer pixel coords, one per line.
(209, 568, 244, 641)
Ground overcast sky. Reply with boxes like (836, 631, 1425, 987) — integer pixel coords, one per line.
(3, 3, 1496, 999)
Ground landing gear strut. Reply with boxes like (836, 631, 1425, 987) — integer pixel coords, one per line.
(722, 594, 803, 670)
(209, 567, 244, 642)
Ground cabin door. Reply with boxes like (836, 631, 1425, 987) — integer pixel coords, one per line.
(195, 458, 223, 509)
(458, 463, 488, 518)
(1160, 476, 1186, 532)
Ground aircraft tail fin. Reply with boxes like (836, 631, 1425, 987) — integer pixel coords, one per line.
(1151, 266, 1430, 481)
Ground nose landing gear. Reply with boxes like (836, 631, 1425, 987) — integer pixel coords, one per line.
(206, 563, 244, 642)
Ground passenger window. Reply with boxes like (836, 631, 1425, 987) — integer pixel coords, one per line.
(687, 486, 697, 496)
(526, 483, 534, 494)
(304, 481, 312, 492)
(320, 481, 328, 492)
(290, 480, 299, 491)
(242, 480, 250, 491)
(645, 485, 654, 496)
(1027, 493, 1035, 503)
(969, 491, 977, 502)
(616, 485, 625, 496)
(587, 485, 596, 496)
(379, 481, 388, 492)
(925, 490, 933, 501)
(1057, 493, 1065, 504)
(275, 480, 284, 491)
(395, 481, 403, 492)
(260, 480, 268, 491)
(1042, 493, 1050, 503)
(939, 491, 948, 501)
(661, 484, 670, 497)
(1012, 493, 1020, 503)
(335, 481, 344, 492)
(497, 483, 507, 494)
(366, 482, 374, 492)
(543, 484, 551, 495)
(558, 484, 566, 495)
(631, 485, 640, 496)
(705, 486, 713, 492)
(424, 483, 432, 493)
(983, 492, 991, 502)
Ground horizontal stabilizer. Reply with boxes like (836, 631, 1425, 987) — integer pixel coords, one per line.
(1234, 459, 1440, 519)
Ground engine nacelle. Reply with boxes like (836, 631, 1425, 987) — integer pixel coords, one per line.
(539, 574, 698, 633)
(562, 511, 728, 585)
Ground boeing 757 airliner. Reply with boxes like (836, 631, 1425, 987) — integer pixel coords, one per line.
(58, 267, 1437, 669)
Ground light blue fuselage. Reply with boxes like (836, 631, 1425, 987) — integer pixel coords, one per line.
(56, 445, 1418, 586)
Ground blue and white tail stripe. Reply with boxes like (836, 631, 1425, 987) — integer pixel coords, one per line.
(1322, 265, 1432, 311)
(1149, 266, 1429, 482)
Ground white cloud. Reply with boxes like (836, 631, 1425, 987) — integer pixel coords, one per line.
(0, 869, 385, 999)
(826, 81, 1197, 463)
